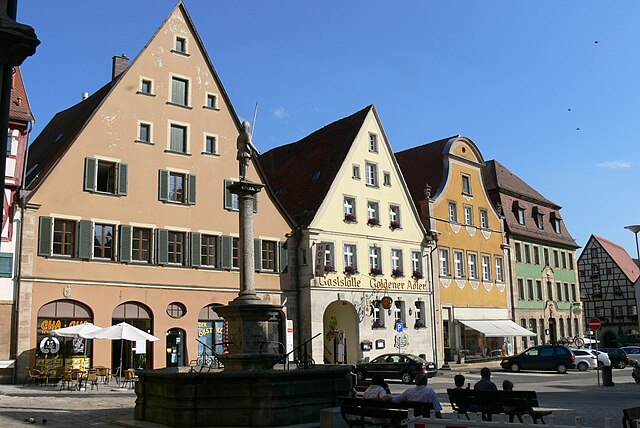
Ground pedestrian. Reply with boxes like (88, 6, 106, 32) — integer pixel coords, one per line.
(474, 367, 498, 391)
(363, 374, 392, 401)
(454, 374, 467, 389)
(502, 379, 514, 391)
(393, 373, 442, 418)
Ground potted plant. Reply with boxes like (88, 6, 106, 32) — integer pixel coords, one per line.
(326, 315, 338, 340)
(370, 267, 383, 276)
(367, 217, 380, 226)
(344, 213, 356, 223)
(324, 264, 335, 273)
(390, 220, 401, 230)
(391, 268, 403, 278)
(412, 270, 423, 280)
(344, 265, 357, 275)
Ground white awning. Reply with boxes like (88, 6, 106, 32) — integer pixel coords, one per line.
(460, 320, 536, 337)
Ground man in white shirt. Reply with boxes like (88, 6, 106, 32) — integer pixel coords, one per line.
(392, 373, 442, 418)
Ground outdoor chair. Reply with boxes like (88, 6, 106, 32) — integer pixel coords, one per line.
(94, 366, 110, 385)
(84, 369, 99, 391)
(121, 368, 138, 389)
(59, 369, 81, 391)
(24, 368, 43, 386)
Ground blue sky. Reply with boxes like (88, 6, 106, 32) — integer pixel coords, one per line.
(17, 1, 640, 257)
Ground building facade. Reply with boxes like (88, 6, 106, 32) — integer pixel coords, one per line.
(397, 137, 530, 365)
(578, 235, 640, 347)
(16, 3, 294, 379)
(260, 106, 437, 366)
(483, 160, 581, 353)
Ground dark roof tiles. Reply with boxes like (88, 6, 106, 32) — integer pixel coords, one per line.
(593, 235, 640, 283)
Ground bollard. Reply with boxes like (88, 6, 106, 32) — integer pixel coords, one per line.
(602, 365, 615, 387)
(574, 415, 582, 428)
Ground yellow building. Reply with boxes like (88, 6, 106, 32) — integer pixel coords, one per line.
(261, 106, 437, 367)
(398, 136, 531, 364)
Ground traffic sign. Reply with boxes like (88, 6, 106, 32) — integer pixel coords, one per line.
(589, 317, 602, 331)
(395, 323, 404, 333)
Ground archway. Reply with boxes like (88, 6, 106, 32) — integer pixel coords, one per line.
(323, 300, 359, 365)
(112, 301, 153, 370)
(36, 300, 93, 370)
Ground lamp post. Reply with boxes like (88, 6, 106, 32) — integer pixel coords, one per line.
(624, 225, 640, 336)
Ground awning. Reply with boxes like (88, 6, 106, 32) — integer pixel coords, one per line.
(460, 320, 536, 337)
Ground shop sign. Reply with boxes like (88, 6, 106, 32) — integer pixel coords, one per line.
(39, 336, 60, 354)
(39, 319, 89, 335)
(313, 275, 428, 291)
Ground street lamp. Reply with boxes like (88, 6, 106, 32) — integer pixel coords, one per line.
(624, 225, 640, 263)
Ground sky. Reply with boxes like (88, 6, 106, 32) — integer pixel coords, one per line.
(16, 1, 640, 258)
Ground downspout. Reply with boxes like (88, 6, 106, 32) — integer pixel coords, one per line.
(428, 238, 438, 369)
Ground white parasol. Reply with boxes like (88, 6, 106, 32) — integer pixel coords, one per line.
(51, 322, 102, 338)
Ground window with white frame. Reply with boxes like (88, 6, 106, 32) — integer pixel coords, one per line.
(383, 172, 391, 186)
(372, 300, 385, 327)
(139, 123, 151, 143)
(495, 256, 504, 282)
(365, 162, 378, 187)
(389, 205, 400, 228)
(394, 300, 406, 327)
(448, 202, 458, 223)
(140, 78, 153, 95)
(533, 246, 540, 265)
(344, 244, 357, 272)
(323, 243, 335, 272)
(439, 248, 450, 277)
(369, 246, 382, 274)
(461, 174, 472, 195)
(454, 250, 465, 278)
(206, 93, 218, 109)
(369, 133, 378, 152)
(517, 208, 525, 225)
(204, 134, 217, 154)
(171, 76, 189, 106)
(415, 301, 426, 327)
(463, 205, 473, 226)
(561, 252, 567, 269)
(536, 212, 544, 230)
(553, 218, 562, 233)
(481, 254, 491, 281)
(344, 196, 356, 221)
(367, 201, 380, 225)
(480, 209, 489, 228)
(352, 165, 360, 180)
(515, 242, 522, 262)
(391, 249, 403, 276)
(411, 251, 422, 278)
(175, 36, 187, 53)
(517, 278, 525, 300)
(524, 244, 531, 264)
(467, 252, 478, 279)
(169, 123, 188, 153)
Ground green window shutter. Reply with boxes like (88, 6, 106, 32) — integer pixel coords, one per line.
(279, 242, 288, 273)
(220, 236, 232, 269)
(253, 193, 258, 213)
(158, 170, 169, 201)
(38, 216, 53, 257)
(78, 220, 93, 260)
(119, 225, 132, 263)
(187, 174, 197, 205)
(0, 252, 12, 277)
(223, 179, 233, 210)
(156, 229, 169, 265)
(254, 239, 262, 272)
(117, 163, 128, 196)
(190, 232, 201, 267)
(84, 157, 97, 192)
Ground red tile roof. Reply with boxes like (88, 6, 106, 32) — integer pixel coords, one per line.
(9, 67, 34, 122)
(593, 235, 640, 283)
(258, 105, 372, 227)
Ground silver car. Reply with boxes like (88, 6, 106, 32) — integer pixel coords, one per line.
(572, 349, 597, 371)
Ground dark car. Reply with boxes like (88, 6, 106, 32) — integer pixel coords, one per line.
(354, 353, 437, 384)
(500, 345, 576, 374)
(600, 348, 629, 369)
(621, 346, 640, 364)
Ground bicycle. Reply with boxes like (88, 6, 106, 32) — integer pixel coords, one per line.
(559, 336, 585, 347)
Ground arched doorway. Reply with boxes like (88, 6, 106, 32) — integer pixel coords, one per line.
(36, 300, 93, 371)
(198, 304, 226, 367)
(112, 302, 153, 370)
(323, 300, 359, 365)
(166, 328, 186, 367)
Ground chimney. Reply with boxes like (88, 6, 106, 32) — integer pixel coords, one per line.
(112, 54, 129, 80)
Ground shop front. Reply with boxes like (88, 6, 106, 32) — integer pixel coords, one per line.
(458, 319, 536, 358)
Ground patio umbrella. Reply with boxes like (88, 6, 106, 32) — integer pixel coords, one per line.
(85, 322, 159, 384)
(51, 322, 102, 338)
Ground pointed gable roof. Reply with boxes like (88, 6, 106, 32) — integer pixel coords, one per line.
(258, 105, 372, 227)
(395, 136, 456, 203)
(592, 235, 640, 283)
(9, 67, 34, 123)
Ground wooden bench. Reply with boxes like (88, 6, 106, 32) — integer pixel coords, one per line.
(340, 396, 435, 427)
(447, 388, 551, 424)
(623, 406, 640, 428)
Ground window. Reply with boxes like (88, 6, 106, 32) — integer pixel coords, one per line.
(521, 319, 528, 348)
(391, 249, 403, 275)
(536, 280, 543, 300)
(568, 253, 574, 270)
(389, 205, 400, 228)
(365, 162, 378, 187)
(344, 244, 357, 272)
(369, 133, 378, 152)
(261, 240, 277, 271)
(171, 77, 189, 106)
(553, 218, 562, 233)
(517, 208, 525, 225)
(461, 174, 472, 195)
(343, 196, 356, 221)
(596, 306, 604, 317)
(84, 158, 128, 196)
(93, 223, 114, 260)
(167, 302, 186, 319)
(590, 248, 598, 259)
(169, 124, 188, 153)
(480, 209, 489, 228)
(322, 243, 335, 271)
(206, 93, 218, 109)
(536, 213, 544, 230)
(232, 237, 239, 268)
(367, 201, 379, 225)
(394, 300, 406, 327)
(53, 219, 76, 256)
(561, 252, 567, 269)
(568, 317, 572, 336)
(140, 79, 152, 94)
(481, 254, 491, 281)
(201, 235, 217, 267)
(352, 165, 360, 180)
(495, 256, 504, 282)
(527, 279, 534, 301)
(411, 251, 422, 278)
(159, 170, 196, 205)
(533, 246, 540, 265)
(369, 246, 382, 272)
(139, 123, 151, 143)
(564, 283, 569, 302)
(415, 301, 426, 328)
(175, 36, 187, 53)
(467, 252, 478, 279)
(372, 300, 385, 327)
(556, 282, 562, 302)
(515, 243, 522, 262)
(517, 278, 525, 300)
(168, 231, 186, 265)
(448, 202, 458, 223)
(383, 172, 391, 186)
(553, 250, 559, 268)
(204, 135, 217, 154)
(571, 284, 577, 301)
(546, 281, 553, 300)
(223, 180, 257, 212)
(543, 248, 550, 266)
(524, 244, 531, 264)
(454, 250, 465, 278)
(559, 318, 565, 338)
(439, 248, 450, 276)
(463, 205, 473, 226)
(132, 227, 151, 263)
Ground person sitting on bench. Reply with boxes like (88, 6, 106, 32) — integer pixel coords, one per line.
(393, 373, 442, 418)
(363, 374, 392, 401)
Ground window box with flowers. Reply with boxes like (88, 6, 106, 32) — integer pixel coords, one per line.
(390, 220, 401, 230)
(412, 270, 424, 280)
(391, 268, 404, 278)
(414, 320, 425, 329)
(367, 217, 380, 226)
(370, 267, 383, 276)
(344, 213, 356, 223)
(344, 265, 357, 275)
(324, 264, 335, 273)
(372, 320, 384, 329)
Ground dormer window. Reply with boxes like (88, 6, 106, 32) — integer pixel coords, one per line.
(551, 212, 562, 234)
(517, 208, 525, 225)
(533, 207, 544, 230)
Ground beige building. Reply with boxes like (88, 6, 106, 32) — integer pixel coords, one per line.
(261, 106, 437, 367)
(16, 2, 294, 378)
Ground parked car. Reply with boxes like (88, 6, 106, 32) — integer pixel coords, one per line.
(500, 345, 576, 373)
(599, 347, 629, 369)
(354, 353, 437, 384)
(572, 349, 597, 371)
(621, 347, 640, 364)
(588, 350, 611, 368)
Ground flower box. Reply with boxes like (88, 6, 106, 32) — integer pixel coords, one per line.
(412, 270, 424, 280)
(367, 217, 380, 226)
(344, 213, 356, 223)
(324, 264, 335, 273)
(372, 320, 384, 329)
(414, 320, 425, 329)
(370, 267, 383, 276)
(390, 220, 401, 230)
(344, 265, 357, 275)
(391, 268, 404, 278)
